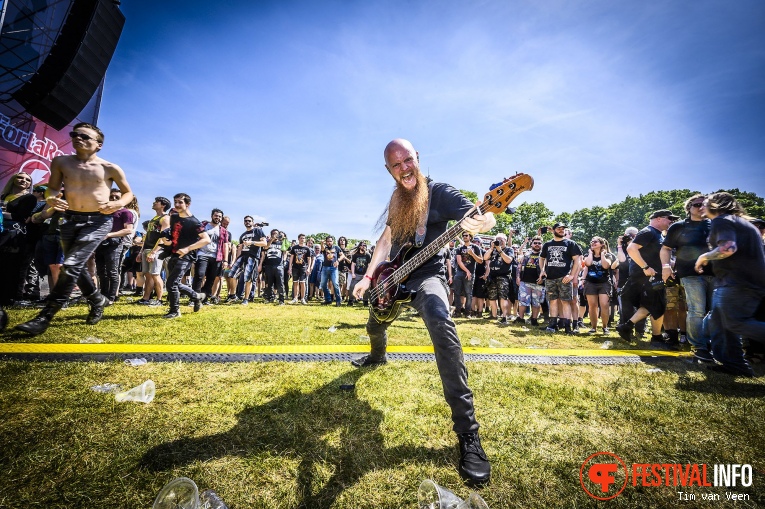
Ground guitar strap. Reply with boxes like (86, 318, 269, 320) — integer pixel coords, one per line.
(413, 180, 435, 248)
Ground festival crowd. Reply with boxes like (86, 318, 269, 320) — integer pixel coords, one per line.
(1, 179, 764, 376)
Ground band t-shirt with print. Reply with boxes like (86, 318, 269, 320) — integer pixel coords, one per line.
(239, 227, 266, 259)
(456, 244, 482, 275)
(489, 246, 514, 277)
(199, 223, 219, 259)
(262, 239, 284, 267)
(540, 239, 582, 280)
(290, 245, 312, 269)
(167, 214, 205, 259)
(351, 252, 372, 275)
(323, 245, 342, 268)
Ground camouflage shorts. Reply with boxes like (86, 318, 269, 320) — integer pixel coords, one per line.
(487, 276, 510, 301)
(665, 283, 686, 311)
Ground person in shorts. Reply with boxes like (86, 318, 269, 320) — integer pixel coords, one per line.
(539, 223, 582, 334)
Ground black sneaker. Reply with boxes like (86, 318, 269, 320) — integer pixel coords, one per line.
(514, 316, 525, 324)
(615, 322, 634, 341)
(136, 299, 151, 305)
(163, 311, 181, 319)
(693, 348, 715, 363)
(457, 432, 491, 487)
(498, 316, 508, 324)
(85, 295, 109, 325)
(350, 354, 388, 368)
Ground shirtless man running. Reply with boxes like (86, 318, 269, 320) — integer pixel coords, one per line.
(16, 123, 133, 335)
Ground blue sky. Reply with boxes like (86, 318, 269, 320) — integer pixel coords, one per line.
(98, 0, 765, 242)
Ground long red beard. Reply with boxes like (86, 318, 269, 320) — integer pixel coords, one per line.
(385, 171, 429, 244)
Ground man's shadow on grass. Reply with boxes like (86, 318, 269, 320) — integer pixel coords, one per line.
(141, 368, 453, 508)
(640, 357, 765, 398)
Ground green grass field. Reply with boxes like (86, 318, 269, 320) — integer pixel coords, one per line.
(1, 297, 763, 508)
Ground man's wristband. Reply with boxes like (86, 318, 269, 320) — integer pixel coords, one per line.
(662, 264, 671, 268)
(364, 275, 373, 281)
(641, 265, 649, 270)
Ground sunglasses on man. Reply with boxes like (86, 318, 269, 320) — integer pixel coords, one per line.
(69, 131, 97, 141)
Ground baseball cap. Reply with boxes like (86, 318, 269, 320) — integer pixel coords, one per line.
(650, 209, 680, 221)
(553, 222, 567, 229)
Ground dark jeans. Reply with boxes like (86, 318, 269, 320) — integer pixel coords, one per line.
(365, 275, 478, 434)
(95, 240, 125, 301)
(48, 214, 113, 306)
(705, 286, 765, 373)
(263, 264, 284, 302)
(193, 255, 220, 297)
(166, 255, 201, 312)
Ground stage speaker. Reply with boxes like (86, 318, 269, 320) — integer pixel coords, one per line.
(12, 0, 125, 130)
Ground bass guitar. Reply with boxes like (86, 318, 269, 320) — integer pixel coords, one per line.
(368, 173, 534, 323)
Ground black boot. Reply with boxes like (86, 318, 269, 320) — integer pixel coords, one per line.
(85, 292, 109, 325)
(457, 432, 491, 487)
(15, 303, 63, 336)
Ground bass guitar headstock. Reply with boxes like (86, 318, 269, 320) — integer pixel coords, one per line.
(483, 173, 534, 213)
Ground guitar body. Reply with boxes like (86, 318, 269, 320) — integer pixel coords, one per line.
(370, 243, 417, 323)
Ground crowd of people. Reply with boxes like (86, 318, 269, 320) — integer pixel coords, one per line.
(1, 175, 764, 374)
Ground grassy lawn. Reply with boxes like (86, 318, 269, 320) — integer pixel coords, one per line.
(1, 297, 764, 508)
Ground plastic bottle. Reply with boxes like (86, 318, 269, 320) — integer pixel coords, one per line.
(200, 490, 229, 509)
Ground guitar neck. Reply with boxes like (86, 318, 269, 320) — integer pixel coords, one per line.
(392, 203, 488, 283)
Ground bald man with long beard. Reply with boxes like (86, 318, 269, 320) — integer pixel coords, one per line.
(352, 139, 495, 486)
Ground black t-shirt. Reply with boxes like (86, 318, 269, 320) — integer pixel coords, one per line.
(388, 182, 473, 283)
(262, 239, 284, 266)
(239, 228, 266, 259)
(338, 248, 351, 273)
(489, 246, 514, 276)
(617, 250, 631, 288)
(290, 245, 312, 269)
(708, 214, 765, 290)
(628, 226, 663, 279)
(168, 214, 205, 259)
(541, 239, 582, 280)
(585, 255, 609, 284)
(322, 244, 342, 268)
(144, 214, 166, 250)
(663, 218, 713, 279)
(351, 252, 372, 275)
(456, 244, 482, 275)
(520, 252, 542, 283)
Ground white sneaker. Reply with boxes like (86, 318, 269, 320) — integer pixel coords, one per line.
(242, 300, 249, 305)
(301, 299, 307, 304)
(290, 298, 298, 304)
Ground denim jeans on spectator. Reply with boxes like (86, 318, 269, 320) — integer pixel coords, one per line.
(49, 214, 113, 306)
(452, 272, 474, 311)
(321, 265, 341, 303)
(365, 275, 478, 434)
(95, 239, 124, 301)
(706, 286, 765, 373)
(166, 255, 199, 313)
(680, 275, 714, 349)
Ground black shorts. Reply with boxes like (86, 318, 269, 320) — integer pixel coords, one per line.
(472, 277, 488, 299)
(291, 266, 307, 282)
(620, 278, 666, 319)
